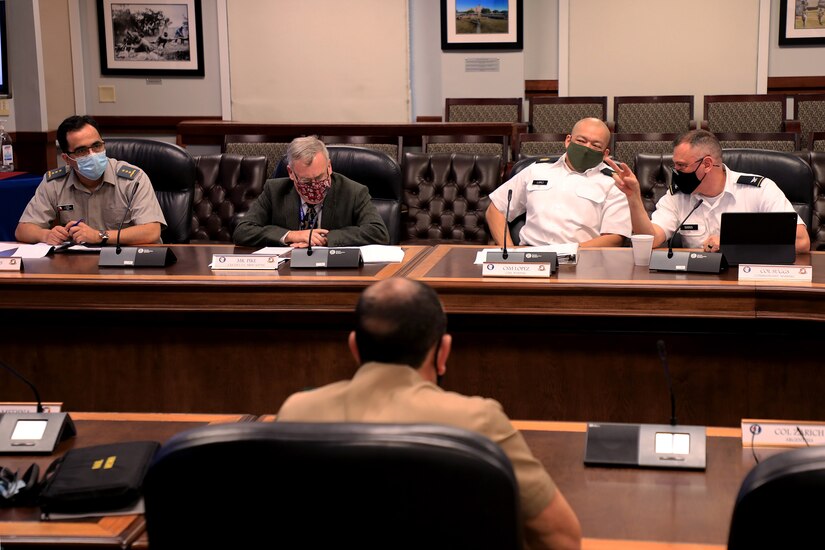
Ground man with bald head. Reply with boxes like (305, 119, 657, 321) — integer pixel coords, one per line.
(277, 278, 582, 550)
(486, 117, 631, 247)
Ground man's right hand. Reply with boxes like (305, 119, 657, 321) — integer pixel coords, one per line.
(44, 225, 70, 245)
(604, 158, 642, 200)
(285, 228, 329, 247)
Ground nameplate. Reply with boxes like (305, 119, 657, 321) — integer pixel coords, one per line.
(482, 262, 553, 278)
(0, 257, 22, 271)
(738, 264, 812, 282)
(0, 402, 63, 413)
(742, 419, 825, 447)
(211, 254, 284, 270)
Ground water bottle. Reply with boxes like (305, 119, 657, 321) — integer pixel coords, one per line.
(0, 122, 12, 172)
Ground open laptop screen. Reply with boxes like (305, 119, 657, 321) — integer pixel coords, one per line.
(719, 212, 797, 265)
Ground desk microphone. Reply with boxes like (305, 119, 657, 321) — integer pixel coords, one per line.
(502, 189, 512, 260)
(657, 340, 677, 426)
(306, 212, 316, 257)
(115, 179, 140, 255)
(668, 199, 703, 259)
(0, 359, 44, 412)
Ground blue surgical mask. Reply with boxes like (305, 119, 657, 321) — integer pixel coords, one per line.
(74, 152, 108, 180)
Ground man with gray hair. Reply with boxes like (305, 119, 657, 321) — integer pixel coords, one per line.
(233, 136, 389, 247)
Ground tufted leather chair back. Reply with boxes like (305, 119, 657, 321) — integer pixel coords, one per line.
(144, 422, 522, 550)
(634, 149, 817, 248)
(104, 138, 196, 243)
(274, 146, 402, 244)
(402, 152, 502, 244)
(191, 154, 267, 242)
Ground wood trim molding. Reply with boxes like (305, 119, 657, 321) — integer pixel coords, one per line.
(525, 79, 559, 98)
(93, 115, 222, 135)
(767, 76, 825, 94)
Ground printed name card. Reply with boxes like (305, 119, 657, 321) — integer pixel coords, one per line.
(742, 419, 825, 447)
(210, 254, 285, 270)
(482, 262, 553, 278)
(738, 264, 812, 282)
(0, 257, 22, 271)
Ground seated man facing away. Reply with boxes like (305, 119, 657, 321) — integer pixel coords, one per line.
(15, 115, 166, 246)
(277, 278, 582, 550)
(233, 136, 389, 248)
(486, 117, 631, 248)
(607, 129, 810, 253)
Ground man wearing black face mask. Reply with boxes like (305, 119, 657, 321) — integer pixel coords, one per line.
(277, 278, 582, 550)
(608, 129, 810, 253)
(486, 117, 631, 247)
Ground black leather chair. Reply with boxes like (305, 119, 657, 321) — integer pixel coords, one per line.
(273, 146, 402, 244)
(192, 154, 267, 242)
(728, 446, 825, 549)
(144, 422, 522, 550)
(104, 138, 196, 243)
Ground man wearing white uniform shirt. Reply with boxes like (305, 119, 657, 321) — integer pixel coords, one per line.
(608, 129, 810, 253)
(486, 117, 631, 247)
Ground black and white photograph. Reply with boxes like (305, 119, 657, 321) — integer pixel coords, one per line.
(97, 0, 204, 76)
(779, 0, 825, 45)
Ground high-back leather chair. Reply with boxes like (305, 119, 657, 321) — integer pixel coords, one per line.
(728, 446, 825, 549)
(274, 146, 402, 244)
(104, 138, 196, 244)
(144, 422, 522, 550)
(191, 154, 267, 242)
(633, 149, 815, 240)
(402, 152, 502, 244)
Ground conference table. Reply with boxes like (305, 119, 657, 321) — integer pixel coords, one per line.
(1, 244, 824, 426)
(0, 412, 253, 548)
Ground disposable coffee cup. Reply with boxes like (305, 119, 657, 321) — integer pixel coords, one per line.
(631, 234, 654, 266)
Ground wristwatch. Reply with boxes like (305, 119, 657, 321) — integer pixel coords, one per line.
(98, 230, 109, 245)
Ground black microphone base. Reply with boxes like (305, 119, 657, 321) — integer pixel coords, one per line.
(648, 250, 726, 273)
(584, 422, 706, 470)
(0, 412, 76, 454)
(290, 248, 363, 268)
(99, 247, 177, 268)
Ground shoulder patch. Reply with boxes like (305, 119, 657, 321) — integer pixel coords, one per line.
(45, 166, 69, 181)
(736, 174, 764, 187)
(116, 165, 140, 180)
(535, 157, 555, 164)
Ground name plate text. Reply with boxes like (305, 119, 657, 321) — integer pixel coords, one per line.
(0, 257, 22, 271)
(211, 254, 285, 270)
(738, 264, 812, 282)
(482, 262, 553, 278)
(742, 419, 825, 447)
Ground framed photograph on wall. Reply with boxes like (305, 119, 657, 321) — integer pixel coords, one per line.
(97, 0, 205, 76)
(440, 0, 523, 51)
(779, 0, 825, 46)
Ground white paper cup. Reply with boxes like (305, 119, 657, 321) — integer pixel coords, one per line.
(631, 234, 654, 266)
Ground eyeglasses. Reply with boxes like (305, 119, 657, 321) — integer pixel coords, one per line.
(67, 141, 106, 158)
(293, 173, 331, 186)
(672, 156, 707, 172)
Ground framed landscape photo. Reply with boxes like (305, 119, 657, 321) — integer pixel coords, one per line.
(779, 0, 825, 46)
(441, 0, 523, 51)
(97, 0, 205, 76)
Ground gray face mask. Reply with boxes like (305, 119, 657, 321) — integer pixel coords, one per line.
(566, 141, 605, 172)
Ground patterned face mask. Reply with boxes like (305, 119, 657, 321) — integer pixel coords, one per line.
(291, 166, 332, 204)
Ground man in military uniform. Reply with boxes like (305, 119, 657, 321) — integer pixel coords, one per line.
(607, 129, 810, 253)
(15, 115, 166, 246)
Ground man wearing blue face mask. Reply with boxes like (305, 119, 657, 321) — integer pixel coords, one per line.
(15, 115, 166, 246)
(608, 129, 810, 254)
(486, 117, 631, 247)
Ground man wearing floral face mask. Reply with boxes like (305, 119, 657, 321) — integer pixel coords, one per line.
(15, 115, 165, 246)
(607, 129, 810, 253)
(233, 136, 389, 248)
(486, 117, 631, 247)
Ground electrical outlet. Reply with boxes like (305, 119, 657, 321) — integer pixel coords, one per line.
(0, 100, 9, 116)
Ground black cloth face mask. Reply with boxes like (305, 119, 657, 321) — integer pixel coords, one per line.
(670, 157, 708, 194)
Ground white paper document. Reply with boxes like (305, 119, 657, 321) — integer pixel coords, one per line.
(475, 243, 579, 265)
(357, 245, 405, 263)
(252, 247, 293, 256)
(9, 243, 55, 258)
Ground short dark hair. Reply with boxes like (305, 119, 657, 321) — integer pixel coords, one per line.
(673, 129, 723, 161)
(57, 115, 101, 154)
(354, 279, 447, 368)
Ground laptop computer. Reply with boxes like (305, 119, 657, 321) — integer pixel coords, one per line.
(719, 212, 797, 266)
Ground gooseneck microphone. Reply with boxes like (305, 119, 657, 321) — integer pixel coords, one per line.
(657, 340, 677, 426)
(115, 179, 140, 254)
(306, 210, 316, 257)
(502, 189, 513, 260)
(0, 360, 44, 412)
(667, 199, 704, 259)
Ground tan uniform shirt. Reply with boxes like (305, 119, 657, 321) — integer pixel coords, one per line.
(19, 159, 166, 241)
(277, 362, 556, 519)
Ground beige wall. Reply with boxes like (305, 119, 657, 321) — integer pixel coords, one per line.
(39, 0, 75, 128)
(227, 0, 410, 122)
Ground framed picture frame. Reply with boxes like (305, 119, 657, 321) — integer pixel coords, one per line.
(97, 0, 205, 76)
(440, 0, 523, 51)
(779, 0, 825, 46)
